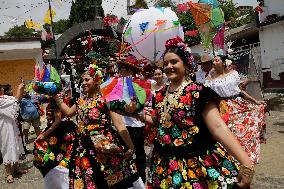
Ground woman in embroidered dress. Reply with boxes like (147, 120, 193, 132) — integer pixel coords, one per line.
(33, 93, 77, 189)
(0, 82, 26, 183)
(205, 55, 266, 164)
(54, 64, 139, 189)
(127, 37, 255, 189)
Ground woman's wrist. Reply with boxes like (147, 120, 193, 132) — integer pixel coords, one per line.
(239, 164, 255, 181)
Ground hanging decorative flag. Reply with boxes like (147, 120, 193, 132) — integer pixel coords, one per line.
(213, 24, 225, 49)
(124, 27, 132, 37)
(139, 22, 149, 34)
(198, 0, 219, 8)
(25, 19, 41, 30)
(156, 7, 165, 13)
(177, 3, 189, 13)
(155, 20, 167, 27)
(43, 8, 56, 24)
(211, 7, 224, 27)
(189, 2, 212, 26)
(172, 20, 180, 26)
(185, 30, 199, 36)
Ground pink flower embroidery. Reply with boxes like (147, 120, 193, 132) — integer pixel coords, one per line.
(88, 108, 100, 119)
(163, 135, 171, 145)
(86, 180, 97, 189)
(169, 160, 179, 171)
(86, 168, 93, 175)
(110, 156, 121, 166)
(193, 182, 208, 189)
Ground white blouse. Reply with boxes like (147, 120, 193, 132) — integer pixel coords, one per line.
(205, 70, 241, 98)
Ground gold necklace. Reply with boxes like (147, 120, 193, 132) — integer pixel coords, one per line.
(160, 81, 189, 125)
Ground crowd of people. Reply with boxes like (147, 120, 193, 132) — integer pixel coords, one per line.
(0, 36, 267, 189)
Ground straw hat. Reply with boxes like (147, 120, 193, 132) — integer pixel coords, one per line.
(200, 54, 213, 63)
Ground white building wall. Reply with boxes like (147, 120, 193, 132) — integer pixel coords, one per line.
(264, 0, 284, 18)
(259, 0, 284, 23)
(0, 40, 41, 51)
(259, 21, 284, 79)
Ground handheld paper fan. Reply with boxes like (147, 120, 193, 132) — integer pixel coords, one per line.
(100, 77, 153, 113)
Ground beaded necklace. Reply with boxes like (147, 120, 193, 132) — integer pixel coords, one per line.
(160, 81, 189, 125)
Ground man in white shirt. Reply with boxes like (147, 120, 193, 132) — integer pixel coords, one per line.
(118, 61, 147, 183)
(196, 54, 213, 84)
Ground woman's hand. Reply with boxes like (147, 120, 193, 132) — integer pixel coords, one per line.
(124, 101, 137, 113)
(255, 100, 267, 106)
(124, 149, 135, 160)
(236, 165, 255, 188)
(35, 133, 46, 143)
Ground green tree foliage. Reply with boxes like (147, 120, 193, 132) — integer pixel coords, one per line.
(53, 19, 70, 34)
(133, 0, 148, 9)
(154, 0, 177, 12)
(219, 0, 255, 28)
(154, 0, 175, 8)
(4, 25, 35, 38)
(68, 0, 104, 27)
(178, 11, 201, 46)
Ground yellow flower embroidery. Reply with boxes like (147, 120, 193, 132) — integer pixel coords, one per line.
(209, 181, 219, 189)
(181, 182, 192, 189)
(49, 152, 55, 161)
(160, 179, 168, 189)
(59, 160, 67, 168)
(187, 169, 197, 179)
(74, 178, 84, 189)
(156, 166, 164, 175)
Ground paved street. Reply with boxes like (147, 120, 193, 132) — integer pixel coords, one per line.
(1, 94, 284, 189)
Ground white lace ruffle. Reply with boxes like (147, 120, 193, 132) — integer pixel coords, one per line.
(205, 71, 241, 97)
(0, 96, 24, 165)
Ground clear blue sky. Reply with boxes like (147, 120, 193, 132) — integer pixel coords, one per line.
(0, 0, 258, 35)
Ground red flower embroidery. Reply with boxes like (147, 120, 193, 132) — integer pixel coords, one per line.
(155, 92, 164, 103)
(204, 155, 214, 167)
(81, 157, 91, 170)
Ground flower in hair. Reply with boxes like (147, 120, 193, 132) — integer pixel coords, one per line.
(165, 36, 186, 51)
(165, 37, 193, 65)
(85, 64, 104, 84)
(225, 59, 232, 67)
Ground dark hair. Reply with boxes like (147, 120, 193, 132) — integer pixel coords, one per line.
(163, 47, 189, 66)
(216, 55, 228, 63)
(154, 66, 163, 73)
(0, 84, 12, 95)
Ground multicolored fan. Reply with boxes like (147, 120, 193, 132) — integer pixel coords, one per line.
(100, 77, 153, 113)
(33, 64, 62, 95)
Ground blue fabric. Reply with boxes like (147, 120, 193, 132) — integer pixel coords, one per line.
(20, 98, 39, 121)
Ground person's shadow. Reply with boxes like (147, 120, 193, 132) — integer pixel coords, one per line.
(0, 152, 3, 165)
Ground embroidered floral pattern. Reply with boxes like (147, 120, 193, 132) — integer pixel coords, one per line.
(69, 93, 137, 189)
(148, 82, 239, 188)
(33, 104, 77, 177)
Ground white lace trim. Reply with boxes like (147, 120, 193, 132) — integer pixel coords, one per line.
(205, 71, 241, 97)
